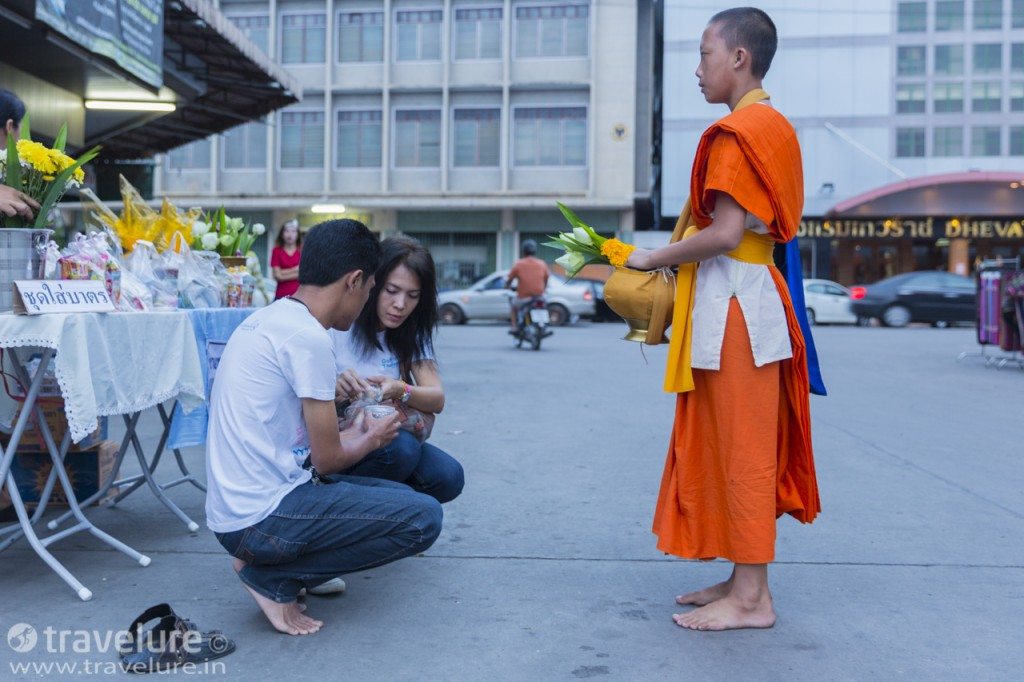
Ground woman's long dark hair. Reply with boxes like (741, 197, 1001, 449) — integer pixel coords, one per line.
(0, 89, 26, 134)
(275, 219, 302, 249)
(351, 236, 438, 381)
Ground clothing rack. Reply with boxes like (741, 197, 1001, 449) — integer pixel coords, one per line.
(957, 257, 1021, 366)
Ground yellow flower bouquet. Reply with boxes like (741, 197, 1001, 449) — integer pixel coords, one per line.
(1, 120, 100, 228)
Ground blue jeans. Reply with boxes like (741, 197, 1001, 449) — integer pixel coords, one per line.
(343, 430, 465, 504)
(215, 476, 442, 603)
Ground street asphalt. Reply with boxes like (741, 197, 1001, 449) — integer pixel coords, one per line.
(1, 320, 1021, 680)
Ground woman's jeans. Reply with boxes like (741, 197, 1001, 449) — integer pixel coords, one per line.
(343, 430, 465, 504)
(216, 475, 442, 603)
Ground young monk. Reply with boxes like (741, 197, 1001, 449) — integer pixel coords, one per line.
(626, 7, 820, 631)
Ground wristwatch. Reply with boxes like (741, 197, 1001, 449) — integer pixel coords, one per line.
(400, 382, 412, 404)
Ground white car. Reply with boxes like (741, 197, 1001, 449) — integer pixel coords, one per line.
(438, 271, 595, 326)
(802, 278, 857, 325)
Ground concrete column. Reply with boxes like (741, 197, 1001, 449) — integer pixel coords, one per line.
(948, 238, 970, 276)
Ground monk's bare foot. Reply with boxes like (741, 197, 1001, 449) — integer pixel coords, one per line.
(676, 577, 733, 607)
(673, 593, 776, 631)
(232, 558, 324, 635)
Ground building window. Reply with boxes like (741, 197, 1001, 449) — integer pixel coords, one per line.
(935, 1, 965, 30)
(515, 4, 589, 57)
(897, 46, 926, 75)
(895, 127, 925, 157)
(972, 81, 1002, 111)
(1012, 43, 1024, 72)
(337, 111, 382, 168)
(396, 10, 442, 61)
(934, 44, 964, 74)
(897, 2, 927, 31)
(933, 126, 964, 156)
(455, 8, 502, 60)
(281, 13, 326, 63)
(227, 15, 269, 54)
(973, 43, 1002, 73)
(513, 106, 586, 166)
(974, 0, 1003, 29)
(896, 83, 926, 113)
(1014, 0, 1024, 26)
(167, 138, 210, 169)
(339, 12, 383, 62)
(394, 109, 441, 167)
(933, 82, 965, 111)
(222, 122, 267, 169)
(1011, 82, 1024, 110)
(971, 126, 1001, 155)
(453, 108, 500, 167)
(1011, 126, 1024, 154)
(280, 111, 325, 168)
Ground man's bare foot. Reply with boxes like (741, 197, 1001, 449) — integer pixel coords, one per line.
(672, 593, 776, 631)
(232, 558, 324, 635)
(675, 577, 733, 607)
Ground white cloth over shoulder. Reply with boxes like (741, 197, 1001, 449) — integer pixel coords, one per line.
(0, 311, 204, 443)
(689, 214, 793, 370)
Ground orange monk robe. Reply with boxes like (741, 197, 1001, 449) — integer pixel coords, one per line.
(652, 100, 821, 563)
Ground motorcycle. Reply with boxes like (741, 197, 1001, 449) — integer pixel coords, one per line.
(510, 296, 553, 350)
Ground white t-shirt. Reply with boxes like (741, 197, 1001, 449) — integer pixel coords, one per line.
(205, 298, 336, 533)
(330, 329, 434, 380)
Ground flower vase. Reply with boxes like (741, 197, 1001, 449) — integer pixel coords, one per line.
(0, 227, 54, 312)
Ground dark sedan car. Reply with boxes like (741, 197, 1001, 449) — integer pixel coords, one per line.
(850, 271, 976, 327)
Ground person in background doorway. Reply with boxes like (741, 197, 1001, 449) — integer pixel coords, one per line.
(271, 218, 302, 300)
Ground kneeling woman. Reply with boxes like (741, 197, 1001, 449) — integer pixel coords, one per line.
(331, 236, 464, 504)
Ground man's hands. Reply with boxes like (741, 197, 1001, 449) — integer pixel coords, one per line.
(340, 408, 400, 453)
(335, 368, 374, 401)
(0, 185, 39, 220)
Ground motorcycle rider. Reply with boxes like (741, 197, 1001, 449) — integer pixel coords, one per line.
(506, 239, 550, 334)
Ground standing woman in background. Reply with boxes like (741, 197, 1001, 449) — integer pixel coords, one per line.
(271, 218, 302, 300)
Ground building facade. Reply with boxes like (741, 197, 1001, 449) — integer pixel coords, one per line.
(155, 0, 649, 288)
(661, 0, 1024, 285)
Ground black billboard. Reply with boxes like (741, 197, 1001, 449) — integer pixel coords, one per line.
(36, 0, 164, 88)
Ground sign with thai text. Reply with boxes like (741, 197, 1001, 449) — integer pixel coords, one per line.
(798, 217, 1024, 241)
(11, 280, 116, 315)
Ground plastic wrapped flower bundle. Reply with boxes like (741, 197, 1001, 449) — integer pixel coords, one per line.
(0, 120, 100, 227)
(84, 176, 198, 254)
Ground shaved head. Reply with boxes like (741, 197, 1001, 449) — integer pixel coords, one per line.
(709, 7, 777, 79)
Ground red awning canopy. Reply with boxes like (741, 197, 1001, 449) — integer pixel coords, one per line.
(827, 171, 1024, 217)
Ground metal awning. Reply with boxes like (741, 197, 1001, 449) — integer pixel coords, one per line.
(92, 0, 300, 157)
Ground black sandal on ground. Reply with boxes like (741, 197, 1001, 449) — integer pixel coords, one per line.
(119, 603, 236, 673)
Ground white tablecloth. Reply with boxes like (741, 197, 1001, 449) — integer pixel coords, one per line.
(0, 311, 204, 443)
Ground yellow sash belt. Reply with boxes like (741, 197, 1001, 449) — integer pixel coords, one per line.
(663, 228, 776, 393)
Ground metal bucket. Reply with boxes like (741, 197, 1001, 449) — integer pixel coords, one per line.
(0, 228, 53, 312)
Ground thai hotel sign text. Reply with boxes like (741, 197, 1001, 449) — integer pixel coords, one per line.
(798, 217, 1024, 240)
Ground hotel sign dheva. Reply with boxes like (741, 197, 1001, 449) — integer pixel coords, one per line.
(798, 217, 1024, 240)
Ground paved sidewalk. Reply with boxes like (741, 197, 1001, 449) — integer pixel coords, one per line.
(1, 322, 1021, 680)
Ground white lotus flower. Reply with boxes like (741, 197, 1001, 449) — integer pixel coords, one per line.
(201, 233, 220, 250)
(191, 220, 209, 236)
(572, 227, 592, 245)
(555, 251, 585, 274)
(252, 223, 266, 236)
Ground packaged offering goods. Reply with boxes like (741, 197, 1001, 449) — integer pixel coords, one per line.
(53, 232, 123, 306)
(223, 266, 254, 308)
